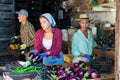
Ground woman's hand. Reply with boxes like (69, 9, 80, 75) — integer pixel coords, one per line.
(47, 52, 50, 55)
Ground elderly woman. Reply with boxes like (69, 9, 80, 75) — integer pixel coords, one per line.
(29, 13, 64, 65)
(71, 13, 100, 63)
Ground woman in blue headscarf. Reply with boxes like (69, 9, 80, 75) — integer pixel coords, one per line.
(29, 13, 64, 65)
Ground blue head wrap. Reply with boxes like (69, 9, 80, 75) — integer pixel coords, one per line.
(41, 13, 56, 27)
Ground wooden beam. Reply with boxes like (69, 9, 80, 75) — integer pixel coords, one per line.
(115, 0, 120, 80)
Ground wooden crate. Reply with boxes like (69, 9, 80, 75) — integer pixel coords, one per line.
(0, 4, 14, 11)
(0, 0, 14, 4)
(0, 12, 14, 19)
(93, 49, 115, 60)
(88, 73, 114, 80)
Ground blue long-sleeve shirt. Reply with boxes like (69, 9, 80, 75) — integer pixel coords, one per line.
(71, 29, 97, 57)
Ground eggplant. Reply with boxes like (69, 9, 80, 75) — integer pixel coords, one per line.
(91, 72, 100, 79)
(69, 72, 75, 77)
(74, 63, 79, 68)
(57, 70, 68, 80)
(78, 69, 85, 79)
(55, 70, 64, 75)
(79, 63, 85, 68)
(84, 68, 94, 78)
(79, 61, 85, 64)
(67, 65, 73, 71)
(68, 76, 80, 80)
(73, 66, 80, 73)
(59, 66, 65, 70)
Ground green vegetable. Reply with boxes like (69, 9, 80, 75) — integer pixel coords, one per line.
(12, 65, 44, 73)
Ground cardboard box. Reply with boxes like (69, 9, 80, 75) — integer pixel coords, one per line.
(63, 54, 73, 64)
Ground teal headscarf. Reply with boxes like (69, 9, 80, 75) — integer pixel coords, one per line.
(41, 13, 56, 27)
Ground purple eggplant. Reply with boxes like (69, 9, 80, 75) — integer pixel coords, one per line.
(73, 66, 80, 73)
(79, 63, 86, 68)
(84, 68, 94, 78)
(55, 69, 64, 75)
(57, 70, 68, 80)
(68, 76, 80, 80)
(78, 69, 85, 79)
(69, 72, 75, 77)
(67, 65, 73, 71)
(91, 72, 100, 79)
(79, 61, 85, 64)
(74, 63, 79, 68)
(59, 66, 65, 70)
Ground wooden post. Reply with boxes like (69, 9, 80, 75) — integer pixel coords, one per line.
(115, 0, 120, 80)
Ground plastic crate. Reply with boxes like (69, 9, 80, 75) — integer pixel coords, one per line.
(11, 71, 37, 80)
(90, 55, 113, 73)
(0, 55, 17, 66)
(4, 63, 48, 80)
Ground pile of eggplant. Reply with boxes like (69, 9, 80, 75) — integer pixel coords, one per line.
(47, 61, 103, 80)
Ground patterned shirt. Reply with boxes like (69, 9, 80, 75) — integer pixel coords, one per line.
(34, 27, 62, 58)
(20, 20, 35, 47)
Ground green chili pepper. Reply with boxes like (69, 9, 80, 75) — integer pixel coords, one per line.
(12, 65, 44, 73)
(36, 66, 43, 71)
(23, 66, 36, 72)
(13, 66, 23, 72)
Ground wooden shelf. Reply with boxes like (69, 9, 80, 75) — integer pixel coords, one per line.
(102, 27, 115, 30)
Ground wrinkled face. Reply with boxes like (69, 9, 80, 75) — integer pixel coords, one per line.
(39, 17, 51, 30)
(79, 20, 89, 31)
(17, 14, 26, 23)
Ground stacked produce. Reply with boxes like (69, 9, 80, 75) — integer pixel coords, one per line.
(47, 61, 103, 80)
(9, 43, 20, 50)
(4, 63, 46, 80)
(9, 36, 21, 51)
(96, 30, 115, 48)
(11, 65, 44, 73)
